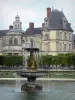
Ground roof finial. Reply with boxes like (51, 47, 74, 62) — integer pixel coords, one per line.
(17, 12, 18, 15)
(52, 6, 54, 11)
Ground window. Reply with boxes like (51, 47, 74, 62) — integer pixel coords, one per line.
(69, 33, 71, 40)
(44, 18, 49, 28)
(14, 38, 18, 45)
(64, 44, 67, 51)
(30, 39, 33, 48)
(2, 40, 4, 46)
(69, 44, 71, 51)
(45, 22, 49, 28)
(9, 38, 12, 45)
(64, 32, 67, 40)
(15, 24, 17, 29)
(60, 43, 62, 51)
(44, 34, 49, 40)
(18, 24, 19, 28)
(62, 17, 67, 29)
(60, 32, 62, 39)
(25, 37, 28, 42)
(44, 43, 49, 52)
(56, 31, 59, 39)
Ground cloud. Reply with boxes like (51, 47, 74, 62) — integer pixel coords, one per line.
(0, 0, 75, 32)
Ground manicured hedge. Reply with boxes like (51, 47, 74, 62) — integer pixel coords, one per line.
(0, 55, 23, 67)
(40, 53, 75, 69)
(0, 53, 75, 69)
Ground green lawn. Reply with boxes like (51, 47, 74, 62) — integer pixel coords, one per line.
(0, 72, 15, 78)
(44, 71, 75, 78)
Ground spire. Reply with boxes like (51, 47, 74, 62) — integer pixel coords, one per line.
(13, 13, 22, 29)
(15, 12, 20, 21)
(17, 12, 18, 15)
(52, 6, 54, 11)
(15, 12, 19, 18)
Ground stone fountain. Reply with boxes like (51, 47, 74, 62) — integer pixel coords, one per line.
(17, 47, 48, 92)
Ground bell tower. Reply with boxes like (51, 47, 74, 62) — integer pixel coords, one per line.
(13, 13, 22, 30)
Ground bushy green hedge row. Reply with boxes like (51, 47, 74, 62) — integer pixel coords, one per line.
(0, 53, 75, 69)
(0, 55, 23, 67)
(40, 53, 75, 69)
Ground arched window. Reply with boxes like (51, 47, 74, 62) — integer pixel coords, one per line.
(60, 43, 62, 51)
(30, 39, 33, 48)
(69, 33, 71, 40)
(44, 43, 49, 52)
(15, 24, 17, 29)
(69, 44, 71, 51)
(9, 38, 12, 46)
(64, 44, 67, 51)
(14, 38, 18, 45)
(18, 24, 19, 28)
(64, 32, 67, 40)
(44, 34, 49, 40)
(44, 17, 49, 28)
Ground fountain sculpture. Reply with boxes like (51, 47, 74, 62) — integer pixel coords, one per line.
(17, 41, 48, 92)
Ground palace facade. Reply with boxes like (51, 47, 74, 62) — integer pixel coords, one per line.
(0, 8, 73, 55)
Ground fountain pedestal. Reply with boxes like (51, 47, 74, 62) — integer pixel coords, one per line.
(17, 47, 48, 92)
(21, 82, 42, 92)
(17, 71, 48, 92)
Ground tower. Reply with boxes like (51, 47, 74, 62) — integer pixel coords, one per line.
(13, 13, 22, 30)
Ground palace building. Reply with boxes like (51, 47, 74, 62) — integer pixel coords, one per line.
(0, 8, 73, 55)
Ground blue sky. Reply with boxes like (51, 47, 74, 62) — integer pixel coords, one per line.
(0, 0, 75, 33)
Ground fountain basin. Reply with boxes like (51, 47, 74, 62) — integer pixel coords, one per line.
(17, 70, 48, 78)
(17, 70, 48, 92)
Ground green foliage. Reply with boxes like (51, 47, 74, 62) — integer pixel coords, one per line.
(0, 55, 23, 67)
(1, 53, 75, 70)
(57, 54, 67, 69)
(71, 53, 75, 69)
(0, 56, 4, 65)
(65, 53, 73, 69)
(40, 53, 75, 69)
(40, 55, 52, 68)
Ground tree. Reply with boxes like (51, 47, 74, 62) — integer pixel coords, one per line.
(72, 54, 75, 69)
(65, 53, 73, 69)
(58, 54, 66, 69)
(52, 55, 60, 69)
(40, 55, 52, 69)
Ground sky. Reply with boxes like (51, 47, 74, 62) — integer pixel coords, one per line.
(0, 0, 75, 33)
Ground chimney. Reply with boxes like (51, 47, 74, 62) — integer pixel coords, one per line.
(29, 22, 34, 33)
(9, 25, 13, 29)
(47, 7, 51, 17)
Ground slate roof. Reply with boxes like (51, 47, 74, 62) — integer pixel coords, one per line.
(25, 28, 41, 35)
(0, 29, 25, 37)
(0, 9, 73, 36)
(25, 9, 73, 35)
(0, 30, 8, 36)
(8, 28, 24, 33)
(48, 9, 73, 32)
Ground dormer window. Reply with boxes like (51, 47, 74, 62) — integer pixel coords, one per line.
(44, 34, 49, 40)
(62, 17, 67, 29)
(44, 17, 49, 28)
